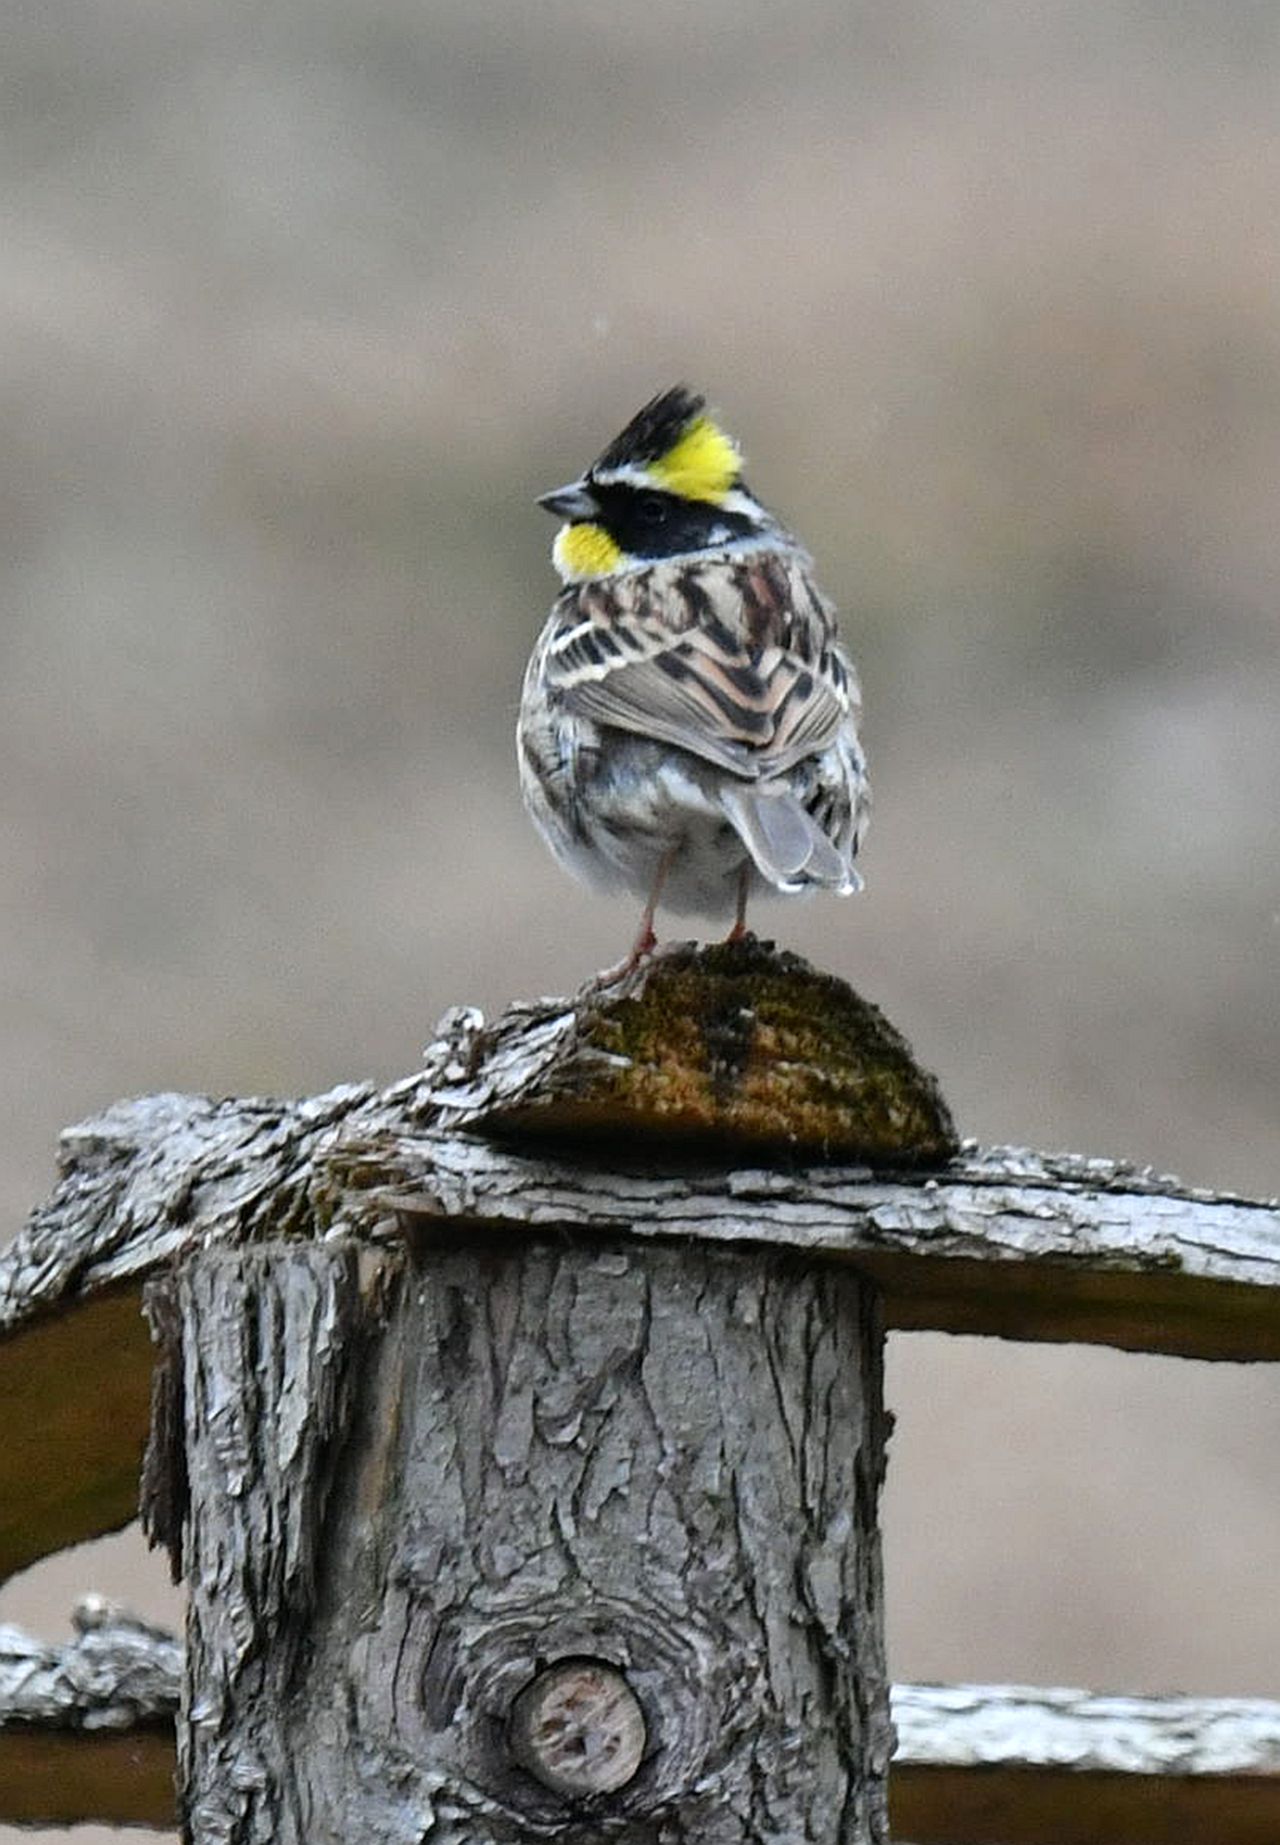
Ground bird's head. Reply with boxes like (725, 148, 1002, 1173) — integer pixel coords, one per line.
(538, 386, 780, 582)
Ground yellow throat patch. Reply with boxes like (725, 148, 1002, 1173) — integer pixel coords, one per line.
(554, 521, 625, 580)
(648, 414, 741, 504)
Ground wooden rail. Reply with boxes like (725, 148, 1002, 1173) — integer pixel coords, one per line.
(6, 1614, 1280, 1842)
(3, 1091, 1277, 1583)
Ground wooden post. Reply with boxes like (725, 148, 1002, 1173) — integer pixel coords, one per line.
(6, 942, 1280, 1837)
(138, 943, 948, 1844)
(150, 1234, 892, 1842)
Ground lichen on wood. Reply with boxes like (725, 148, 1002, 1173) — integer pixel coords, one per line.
(425, 936, 958, 1164)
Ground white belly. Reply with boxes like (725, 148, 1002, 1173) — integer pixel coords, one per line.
(521, 722, 770, 918)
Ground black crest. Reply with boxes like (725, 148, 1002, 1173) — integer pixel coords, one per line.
(592, 386, 706, 473)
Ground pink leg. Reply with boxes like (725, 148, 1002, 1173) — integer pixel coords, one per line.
(599, 849, 676, 983)
(724, 864, 751, 944)
(630, 847, 676, 960)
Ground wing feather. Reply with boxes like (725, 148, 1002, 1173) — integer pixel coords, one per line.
(542, 553, 856, 781)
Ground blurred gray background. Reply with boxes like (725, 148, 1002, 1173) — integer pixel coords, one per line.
(2, 1, 1279, 1838)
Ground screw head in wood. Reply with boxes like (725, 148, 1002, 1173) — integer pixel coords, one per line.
(509, 1657, 647, 1797)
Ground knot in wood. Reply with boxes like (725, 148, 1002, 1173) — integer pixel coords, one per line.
(510, 1658, 646, 1798)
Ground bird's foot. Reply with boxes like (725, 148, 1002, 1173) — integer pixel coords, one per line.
(594, 919, 658, 989)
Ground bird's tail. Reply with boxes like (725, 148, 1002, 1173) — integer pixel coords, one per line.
(720, 783, 860, 894)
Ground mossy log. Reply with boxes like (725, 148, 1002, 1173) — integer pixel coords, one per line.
(443, 936, 957, 1164)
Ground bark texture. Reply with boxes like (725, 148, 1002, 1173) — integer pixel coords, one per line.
(890, 1683, 1280, 1844)
(3, 944, 1277, 1843)
(152, 1235, 891, 1844)
(0, 1597, 181, 1730)
(147, 1246, 372, 1842)
(892, 1681, 1280, 1775)
(6, 1085, 1276, 1369)
(14, 1620, 1280, 1845)
(4, 1086, 1278, 1584)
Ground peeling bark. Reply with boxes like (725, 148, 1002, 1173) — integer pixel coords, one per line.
(891, 1681, 1280, 1775)
(152, 1236, 890, 1844)
(0, 1598, 181, 1730)
(5, 1099, 1278, 1367)
(148, 1246, 372, 1842)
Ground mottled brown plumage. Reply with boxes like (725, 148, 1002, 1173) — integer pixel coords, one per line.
(518, 389, 869, 962)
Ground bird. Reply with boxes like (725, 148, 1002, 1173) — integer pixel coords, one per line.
(517, 386, 869, 971)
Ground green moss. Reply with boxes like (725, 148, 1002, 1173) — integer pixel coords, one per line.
(488, 937, 958, 1167)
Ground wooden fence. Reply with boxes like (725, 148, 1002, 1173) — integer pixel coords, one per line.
(2, 940, 1277, 1840)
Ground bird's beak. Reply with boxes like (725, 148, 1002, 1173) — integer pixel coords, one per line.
(537, 480, 596, 521)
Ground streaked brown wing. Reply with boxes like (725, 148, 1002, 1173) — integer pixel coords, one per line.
(544, 556, 851, 780)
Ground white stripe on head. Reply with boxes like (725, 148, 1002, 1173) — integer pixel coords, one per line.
(588, 466, 773, 525)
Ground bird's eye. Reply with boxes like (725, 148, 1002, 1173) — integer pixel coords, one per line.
(633, 491, 670, 526)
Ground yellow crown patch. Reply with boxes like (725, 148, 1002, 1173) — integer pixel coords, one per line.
(554, 521, 625, 580)
(648, 415, 741, 504)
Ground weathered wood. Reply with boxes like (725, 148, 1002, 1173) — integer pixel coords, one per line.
(6, 1099, 1278, 1370)
(0, 1596, 181, 1728)
(3, 1049, 1278, 1584)
(417, 938, 957, 1163)
(892, 1682, 1280, 1844)
(356, 1135, 1280, 1361)
(0, 1598, 180, 1830)
(13, 1626, 1280, 1845)
(509, 1660, 648, 1797)
(149, 1235, 891, 1843)
(4, 950, 1276, 1386)
(894, 1679, 1280, 1771)
(151, 1245, 371, 1842)
(4, 950, 1273, 1841)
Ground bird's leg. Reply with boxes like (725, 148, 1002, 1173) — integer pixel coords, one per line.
(598, 848, 676, 984)
(629, 846, 676, 960)
(724, 863, 751, 944)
